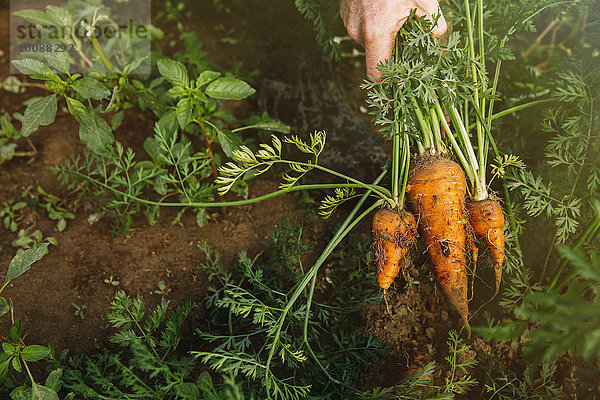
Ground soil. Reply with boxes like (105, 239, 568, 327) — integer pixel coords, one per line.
(1, 2, 597, 399)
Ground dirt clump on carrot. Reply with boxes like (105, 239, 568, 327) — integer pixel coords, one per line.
(466, 198, 505, 294)
(406, 155, 470, 334)
(372, 208, 417, 291)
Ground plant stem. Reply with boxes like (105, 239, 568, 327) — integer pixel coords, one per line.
(550, 216, 600, 289)
(296, 170, 386, 385)
(87, 33, 114, 71)
(61, 169, 389, 208)
(199, 121, 220, 180)
(472, 98, 554, 131)
(392, 122, 400, 203)
(433, 101, 475, 184)
(268, 198, 384, 376)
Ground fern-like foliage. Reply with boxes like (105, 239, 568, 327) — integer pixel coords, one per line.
(216, 131, 325, 195)
(508, 57, 599, 244)
(58, 292, 198, 399)
(194, 218, 387, 399)
(318, 187, 357, 219)
(53, 119, 215, 234)
(294, 0, 344, 60)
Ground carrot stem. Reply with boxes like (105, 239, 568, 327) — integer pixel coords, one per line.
(433, 101, 475, 184)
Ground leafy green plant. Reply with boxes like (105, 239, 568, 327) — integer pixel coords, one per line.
(0, 244, 68, 398)
(479, 357, 563, 400)
(11, 229, 57, 253)
(21, 185, 77, 232)
(0, 200, 27, 233)
(0, 113, 37, 165)
(71, 303, 86, 319)
(58, 291, 197, 398)
(10, 1, 287, 233)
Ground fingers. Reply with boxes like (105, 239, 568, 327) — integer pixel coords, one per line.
(364, 17, 408, 81)
(415, 0, 448, 37)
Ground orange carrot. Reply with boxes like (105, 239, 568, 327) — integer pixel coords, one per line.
(466, 198, 505, 294)
(406, 156, 470, 333)
(372, 208, 417, 291)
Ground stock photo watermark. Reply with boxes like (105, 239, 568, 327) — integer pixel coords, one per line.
(10, 0, 152, 75)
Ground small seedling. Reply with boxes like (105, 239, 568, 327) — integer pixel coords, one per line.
(103, 275, 120, 287)
(0, 200, 27, 232)
(154, 280, 171, 297)
(11, 229, 57, 253)
(72, 303, 86, 319)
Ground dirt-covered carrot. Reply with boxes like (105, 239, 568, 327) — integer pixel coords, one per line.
(372, 208, 417, 291)
(466, 198, 505, 294)
(406, 156, 470, 334)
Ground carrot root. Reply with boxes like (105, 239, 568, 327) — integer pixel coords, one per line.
(466, 198, 505, 295)
(372, 208, 417, 291)
(407, 156, 470, 331)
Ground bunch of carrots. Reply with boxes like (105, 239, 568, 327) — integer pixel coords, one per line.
(369, 3, 507, 336)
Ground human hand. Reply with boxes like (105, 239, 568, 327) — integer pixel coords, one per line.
(340, 0, 447, 81)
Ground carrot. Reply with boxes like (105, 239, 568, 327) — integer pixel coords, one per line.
(406, 156, 470, 334)
(372, 208, 417, 291)
(466, 198, 505, 294)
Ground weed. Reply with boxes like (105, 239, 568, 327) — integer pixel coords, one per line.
(72, 303, 87, 319)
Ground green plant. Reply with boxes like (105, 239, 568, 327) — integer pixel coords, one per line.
(0, 112, 37, 165)
(0, 200, 27, 233)
(21, 185, 77, 232)
(479, 356, 563, 399)
(58, 292, 198, 399)
(11, 229, 57, 253)
(103, 275, 120, 287)
(71, 303, 87, 319)
(11, 2, 287, 234)
(0, 245, 69, 398)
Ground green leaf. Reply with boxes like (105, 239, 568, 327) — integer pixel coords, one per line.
(0, 297, 9, 317)
(143, 137, 162, 165)
(21, 345, 50, 362)
(123, 56, 148, 74)
(21, 95, 57, 137)
(13, 9, 55, 26)
(157, 110, 178, 135)
(65, 97, 87, 123)
(205, 77, 255, 100)
(45, 5, 72, 28)
(57, 218, 67, 232)
(111, 111, 124, 131)
(243, 120, 290, 133)
(175, 382, 200, 399)
(196, 70, 221, 87)
(2, 342, 16, 354)
(0, 143, 16, 163)
(71, 78, 110, 100)
(176, 98, 193, 129)
(31, 383, 60, 400)
(11, 59, 60, 82)
(4, 243, 48, 286)
(196, 209, 207, 228)
(11, 356, 22, 373)
(9, 319, 21, 343)
(157, 59, 189, 87)
(10, 385, 31, 400)
(77, 107, 114, 154)
(146, 205, 159, 225)
(43, 52, 70, 74)
(0, 359, 9, 380)
(217, 129, 243, 158)
(45, 369, 63, 392)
